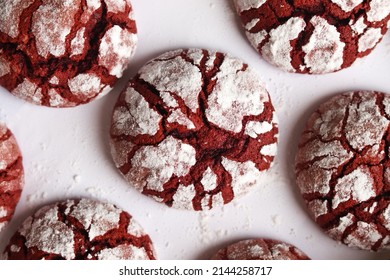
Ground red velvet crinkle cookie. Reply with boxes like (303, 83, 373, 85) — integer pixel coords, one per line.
(0, 123, 23, 232)
(4, 199, 156, 260)
(110, 48, 278, 211)
(212, 239, 310, 260)
(233, 0, 390, 74)
(0, 0, 137, 107)
(296, 91, 390, 250)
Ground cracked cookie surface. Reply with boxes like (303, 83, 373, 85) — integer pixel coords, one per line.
(110, 48, 278, 211)
(234, 0, 390, 74)
(295, 91, 390, 250)
(0, 0, 137, 107)
(212, 238, 310, 260)
(4, 199, 156, 260)
(0, 123, 23, 233)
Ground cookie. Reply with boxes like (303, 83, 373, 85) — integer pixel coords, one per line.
(0, 123, 24, 232)
(110, 48, 278, 211)
(212, 239, 310, 260)
(0, 0, 137, 107)
(295, 91, 390, 250)
(234, 0, 390, 74)
(4, 199, 156, 260)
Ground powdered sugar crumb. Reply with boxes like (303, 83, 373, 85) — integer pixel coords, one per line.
(271, 214, 281, 226)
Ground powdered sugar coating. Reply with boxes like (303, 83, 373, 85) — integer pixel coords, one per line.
(0, 56, 10, 77)
(97, 244, 149, 260)
(205, 57, 269, 132)
(4, 199, 156, 260)
(367, 0, 390, 22)
(234, 0, 390, 74)
(0, 0, 138, 107)
(22, 206, 76, 260)
(32, 0, 80, 58)
(111, 87, 162, 137)
(71, 28, 86, 57)
(12, 79, 43, 104)
(302, 16, 345, 74)
(0, 123, 24, 233)
(99, 26, 137, 78)
(110, 49, 278, 211)
(0, 0, 35, 38)
(358, 28, 383, 53)
(235, 0, 266, 12)
(140, 57, 202, 113)
(212, 239, 310, 260)
(261, 17, 306, 72)
(332, 167, 375, 209)
(296, 91, 390, 250)
(126, 136, 196, 193)
(331, 0, 363, 12)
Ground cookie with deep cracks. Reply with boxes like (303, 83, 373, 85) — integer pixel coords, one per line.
(296, 91, 390, 250)
(234, 0, 390, 74)
(4, 198, 156, 260)
(0, 123, 24, 233)
(110, 48, 279, 211)
(0, 0, 137, 107)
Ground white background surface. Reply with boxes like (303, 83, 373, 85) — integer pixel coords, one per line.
(1, 0, 390, 260)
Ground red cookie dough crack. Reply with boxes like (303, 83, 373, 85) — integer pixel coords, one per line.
(0, 0, 137, 107)
(296, 91, 390, 250)
(212, 239, 310, 260)
(234, 0, 390, 74)
(4, 199, 156, 260)
(0, 123, 24, 233)
(110, 49, 279, 211)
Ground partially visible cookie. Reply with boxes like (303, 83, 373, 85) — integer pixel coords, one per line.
(4, 199, 156, 260)
(0, 123, 24, 233)
(0, 0, 137, 107)
(234, 0, 390, 74)
(110, 48, 278, 211)
(212, 239, 310, 260)
(295, 91, 390, 250)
